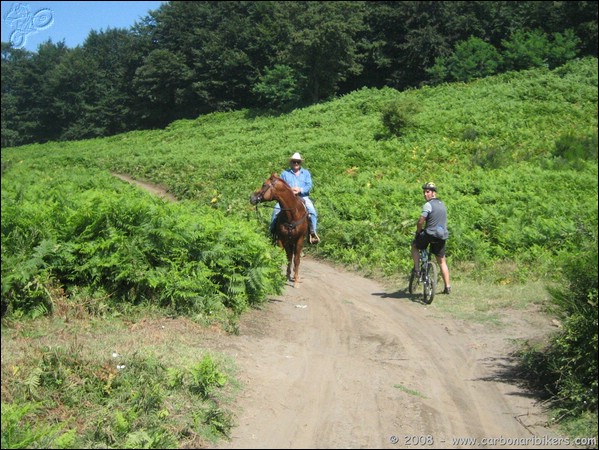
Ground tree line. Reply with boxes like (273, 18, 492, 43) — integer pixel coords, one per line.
(2, 0, 597, 147)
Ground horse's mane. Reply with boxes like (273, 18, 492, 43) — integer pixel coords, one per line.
(271, 173, 293, 192)
(269, 173, 302, 206)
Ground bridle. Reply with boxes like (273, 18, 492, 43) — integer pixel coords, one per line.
(253, 179, 277, 203)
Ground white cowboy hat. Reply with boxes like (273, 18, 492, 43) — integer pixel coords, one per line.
(289, 152, 303, 161)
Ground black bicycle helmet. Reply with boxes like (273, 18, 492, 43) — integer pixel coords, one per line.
(422, 182, 437, 192)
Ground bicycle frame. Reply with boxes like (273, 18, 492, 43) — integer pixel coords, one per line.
(409, 247, 438, 304)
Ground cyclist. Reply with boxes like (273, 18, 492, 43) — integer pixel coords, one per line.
(411, 182, 451, 294)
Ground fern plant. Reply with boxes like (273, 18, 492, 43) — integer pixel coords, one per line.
(1, 402, 74, 449)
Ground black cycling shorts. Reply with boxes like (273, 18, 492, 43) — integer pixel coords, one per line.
(413, 232, 446, 258)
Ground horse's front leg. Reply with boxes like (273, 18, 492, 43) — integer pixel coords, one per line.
(292, 252, 300, 288)
(284, 245, 294, 282)
(293, 240, 304, 288)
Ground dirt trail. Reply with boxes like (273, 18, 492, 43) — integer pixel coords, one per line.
(115, 174, 575, 449)
(207, 257, 572, 449)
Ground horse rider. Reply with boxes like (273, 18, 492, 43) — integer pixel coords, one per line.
(271, 152, 320, 244)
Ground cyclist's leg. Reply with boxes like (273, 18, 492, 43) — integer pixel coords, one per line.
(432, 240, 450, 292)
(411, 242, 420, 272)
(412, 233, 427, 273)
(437, 256, 450, 291)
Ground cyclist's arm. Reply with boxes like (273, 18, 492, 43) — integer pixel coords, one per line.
(416, 215, 426, 234)
(417, 203, 432, 234)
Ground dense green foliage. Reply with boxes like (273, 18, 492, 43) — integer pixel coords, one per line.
(3, 57, 597, 309)
(2, 1, 597, 146)
(1, 160, 285, 322)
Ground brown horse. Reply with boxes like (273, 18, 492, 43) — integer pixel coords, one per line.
(250, 173, 309, 288)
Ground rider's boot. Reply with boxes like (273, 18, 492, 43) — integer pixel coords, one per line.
(310, 231, 320, 244)
(308, 218, 320, 244)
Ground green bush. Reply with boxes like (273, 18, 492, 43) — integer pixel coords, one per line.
(1, 165, 285, 320)
(519, 224, 598, 417)
(553, 131, 598, 162)
(1, 402, 76, 449)
(502, 29, 580, 71)
(380, 98, 420, 137)
(547, 226, 598, 412)
(430, 30, 581, 85)
(253, 64, 302, 112)
(2, 346, 233, 448)
(189, 355, 228, 399)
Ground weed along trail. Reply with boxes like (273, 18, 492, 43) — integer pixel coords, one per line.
(116, 174, 573, 449)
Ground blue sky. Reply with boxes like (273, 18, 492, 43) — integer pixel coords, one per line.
(1, 1, 165, 51)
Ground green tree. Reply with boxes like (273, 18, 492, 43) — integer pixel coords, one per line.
(45, 46, 98, 140)
(429, 36, 503, 83)
(501, 29, 551, 70)
(132, 49, 193, 127)
(285, 1, 365, 103)
(144, 2, 287, 113)
(359, 1, 464, 89)
(77, 28, 140, 136)
(527, 1, 597, 56)
(1, 43, 31, 146)
(253, 64, 302, 112)
(546, 29, 580, 69)
(502, 28, 581, 71)
(13, 40, 70, 143)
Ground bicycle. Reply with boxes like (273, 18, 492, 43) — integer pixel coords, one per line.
(409, 247, 438, 304)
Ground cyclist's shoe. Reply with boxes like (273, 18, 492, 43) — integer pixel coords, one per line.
(442, 286, 452, 295)
(309, 232, 321, 244)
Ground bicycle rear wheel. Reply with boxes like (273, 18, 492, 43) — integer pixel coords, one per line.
(422, 262, 437, 304)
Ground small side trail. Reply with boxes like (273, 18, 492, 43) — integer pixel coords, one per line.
(113, 173, 178, 202)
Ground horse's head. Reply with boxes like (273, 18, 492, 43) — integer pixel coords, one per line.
(250, 173, 280, 205)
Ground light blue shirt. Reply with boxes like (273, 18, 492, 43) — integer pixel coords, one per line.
(280, 168, 313, 197)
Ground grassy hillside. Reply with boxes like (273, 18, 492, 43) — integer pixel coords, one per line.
(3, 57, 597, 285)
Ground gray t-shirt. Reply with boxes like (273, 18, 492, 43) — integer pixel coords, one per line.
(422, 198, 449, 240)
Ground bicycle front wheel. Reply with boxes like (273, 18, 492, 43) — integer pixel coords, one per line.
(422, 262, 438, 304)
